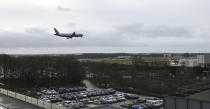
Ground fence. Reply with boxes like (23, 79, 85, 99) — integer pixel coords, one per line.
(164, 96, 210, 109)
(0, 88, 65, 109)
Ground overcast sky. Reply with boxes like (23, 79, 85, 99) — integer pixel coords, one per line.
(0, 0, 210, 54)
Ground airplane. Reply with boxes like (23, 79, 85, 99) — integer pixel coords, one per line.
(54, 28, 83, 39)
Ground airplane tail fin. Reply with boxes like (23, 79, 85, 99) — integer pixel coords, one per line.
(54, 28, 60, 35)
(72, 32, 75, 36)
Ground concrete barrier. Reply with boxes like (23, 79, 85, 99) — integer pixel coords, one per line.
(0, 88, 3, 94)
(60, 107, 66, 109)
(15, 93, 26, 101)
(43, 101, 52, 109)
(2, 89, 8, 95)
(26, 96, 32, 103)
(8, 91, 16, 98)
(52, 104, 60, 109)
(0, 88, 67, 109)
(15, 93, 20, 99)
(31, 98, 38, 105)
(43, 101, 48, 108)
(1, 89, 4, 94)
(38, 99, 44, 107)
(0, 88, 4, 94)
(47, 102, 52, 109)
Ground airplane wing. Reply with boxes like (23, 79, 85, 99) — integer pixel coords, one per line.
(70, 32, 76, 37)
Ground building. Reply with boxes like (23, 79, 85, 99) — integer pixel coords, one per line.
(178, 59, 199, 67)
(173, 55, 210, 67)
(197, 55, 210, 65)
(117, 56, 132, 59)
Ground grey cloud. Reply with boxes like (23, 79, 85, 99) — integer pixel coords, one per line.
(56, 6, 71, 12)
(0, 27, 148, 48)
(116, 24, 193, 38)
(25, 28, 49, 35)
(0, 25, 207, 50)
(0, 28, 60, 48)
(66, 23, 76, 28)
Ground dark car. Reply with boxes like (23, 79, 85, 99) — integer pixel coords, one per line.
(79, 102, 85, 108)
(58, 88, 69, 94)
(124, 94, 139, 99)
(50, 98, 62, 103)
(131, 105, 144, 109)
(120, 104, 129, 108)
(116, 97, 126, 102)
(72, 103, 80, 109)
(107, 88, 116, 94)
(140, 104, 150, 109)
(144, 104, 153, 109)
(87, 93, 93, 97)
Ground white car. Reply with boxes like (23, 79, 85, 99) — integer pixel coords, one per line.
(63, 100, 73, 104)
(42, 98, 50, 102)
(146, 99, 163, 107)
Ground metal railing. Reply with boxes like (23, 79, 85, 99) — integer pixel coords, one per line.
(164, 96, 210, 109)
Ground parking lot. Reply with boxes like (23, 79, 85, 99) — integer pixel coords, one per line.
(6, 80, 162, 109)
(33, 85, 163, 109)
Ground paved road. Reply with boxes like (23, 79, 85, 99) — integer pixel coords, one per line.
(83, 80, 100, 90)
(0, 94, 42, 109)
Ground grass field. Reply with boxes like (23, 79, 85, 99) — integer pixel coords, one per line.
(96, 59, 132, 64)
(96, 57, 180, 64)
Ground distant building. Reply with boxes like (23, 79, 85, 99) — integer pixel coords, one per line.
(173, 55, 210, 67)
(183, 53, 191, 57)
(197, 55, 210, 64)
(171, 53, 184, 58)
(117, 56, 132, 59)
(163, 53, 172, 57)
(170, 53, 193, 58)
(178, 59, 199, 67)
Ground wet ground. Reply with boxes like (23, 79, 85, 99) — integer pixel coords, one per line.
(0, 94, 42, 109)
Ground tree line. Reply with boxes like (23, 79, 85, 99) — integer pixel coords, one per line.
(83, 57, 205, 97)
(0, 54, 85, 88)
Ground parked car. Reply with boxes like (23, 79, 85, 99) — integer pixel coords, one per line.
(131, 105, 144, 109)
(107, 97, 117, 103)
(36, 92, 42, 96)
(144, 104, 154, 109)
(50, 98, 62, 103)
(71, 102, 85, 109)
(140, 104, 152, 109)
(124, 93, 139, 99)
(136, 99, 146, 103)
(120, 104, 129, 108)
(72, 103, 80, 109)
(116, 96, 126, 102)
(146, 99, 163, 108)
(107, 88, 116, 94)
(79, 102, 85, 108)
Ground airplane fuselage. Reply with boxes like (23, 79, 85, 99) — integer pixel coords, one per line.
(55, 33, 83, 38)
(53, 28, 83, 39)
